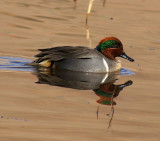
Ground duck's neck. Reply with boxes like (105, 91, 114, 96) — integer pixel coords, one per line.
(96, 45, 117, 61)
(95, 45, 101, 52)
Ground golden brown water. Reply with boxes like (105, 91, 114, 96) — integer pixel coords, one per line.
(0, 0, 160, 140)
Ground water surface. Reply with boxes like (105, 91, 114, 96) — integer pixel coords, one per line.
(0, 0, 160, 141)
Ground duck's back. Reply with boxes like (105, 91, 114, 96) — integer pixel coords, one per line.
(33, 46, 120, 73)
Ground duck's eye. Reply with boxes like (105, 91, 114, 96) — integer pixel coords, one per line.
(100, 40, 121, 52)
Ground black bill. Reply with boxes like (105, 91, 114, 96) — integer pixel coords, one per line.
(120, 53, 134, 62)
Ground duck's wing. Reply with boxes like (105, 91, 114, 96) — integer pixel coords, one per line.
(34, 46, 97, 63)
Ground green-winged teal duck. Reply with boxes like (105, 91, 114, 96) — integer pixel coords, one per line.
(32, 37, 134, 73)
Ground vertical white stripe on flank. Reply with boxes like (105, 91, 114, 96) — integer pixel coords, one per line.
(101, 73, 108, 84)
(103, 58, 109, 72)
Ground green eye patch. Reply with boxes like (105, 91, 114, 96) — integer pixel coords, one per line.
(100, 40, 121, 52)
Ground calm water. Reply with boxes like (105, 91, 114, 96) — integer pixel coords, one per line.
(0, 0, 160, 141)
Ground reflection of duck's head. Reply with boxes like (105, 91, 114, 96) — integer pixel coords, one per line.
(95, 91, 117, 105)
(94, 80, 133, 105)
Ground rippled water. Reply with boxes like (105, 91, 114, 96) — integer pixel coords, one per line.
(0, 0, 160, 141)
(0, 56, 33, 71)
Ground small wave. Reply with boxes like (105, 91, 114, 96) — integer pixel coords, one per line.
(120, 68, 135, 75)
(0, 56, 34, 72)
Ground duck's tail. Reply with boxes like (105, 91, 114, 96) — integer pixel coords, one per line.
(28, 59, 54, 67)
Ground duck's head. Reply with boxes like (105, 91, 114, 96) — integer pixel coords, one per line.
(96, 37, 134, 62)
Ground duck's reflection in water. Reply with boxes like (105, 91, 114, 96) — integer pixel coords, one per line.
(94, 79, 132, 128)
(34, 67, 133, 128)
(94, 80, 132, 105)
